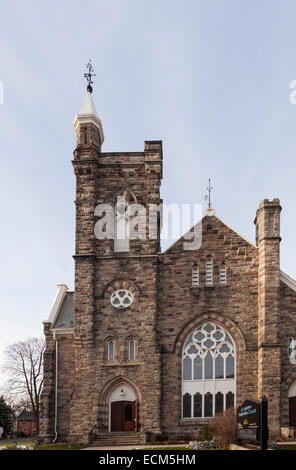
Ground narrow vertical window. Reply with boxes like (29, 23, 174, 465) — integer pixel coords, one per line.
(192, 266, 199, 287)
(226, 355, 235, 378)
(288, 338, 293, 358)
(183, 393, 192, 418)
(129, 339, 135, 361)
(215, 392, 224, 415)
(193, 356, 202, 380)
(219, 265, 227, 285)
(183, 356, 192, 380)
(215, 355, 224, 379)
(108, 340, 114, 361)
(193, 393, 202, 417)
(204, 392, 213, 417)
(206, 257, 213, 286)
(226, 391, 234, 409)
(114, 197, 129, 252)
(204, 351, 213, 379)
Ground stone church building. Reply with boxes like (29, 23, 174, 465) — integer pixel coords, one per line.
(39, 88, 296, 445)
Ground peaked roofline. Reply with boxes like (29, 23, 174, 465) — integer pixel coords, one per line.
(45, 284, 68, 326)
(161, 211, 257, 254)
(280, 270, 296, 292)
(214, 215, 257, 249)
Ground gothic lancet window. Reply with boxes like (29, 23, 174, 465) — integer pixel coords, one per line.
(182, 322, 236, 418)
(193, 393, 202, 417)
(128, 339, 136, 361)
(183, 393, 191, 418)
(107, 340, 115, 361)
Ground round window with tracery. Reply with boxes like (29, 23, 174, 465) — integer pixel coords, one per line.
(110, 290, 133, 309)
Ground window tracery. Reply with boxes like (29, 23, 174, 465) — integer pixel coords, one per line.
(182, 322, 236, 418)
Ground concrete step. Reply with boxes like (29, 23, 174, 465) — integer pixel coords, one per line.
(90, 432, 145, 447)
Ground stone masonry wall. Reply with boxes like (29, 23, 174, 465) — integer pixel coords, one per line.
(68, 139, 163, 440)
(255, 199, 282, 438)
(40, 124, 296, 442)
(56, 336, 75, 439)
(158, 214, 259, 435)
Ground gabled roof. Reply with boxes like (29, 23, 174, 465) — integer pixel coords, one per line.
(45, 284, 74, 332)
(280, 270, 296, 292)
(52, 291, 74, 329)
(17, 410, 35, 421)
(161, 209, 257, 254)
(160, 208, 296, 289)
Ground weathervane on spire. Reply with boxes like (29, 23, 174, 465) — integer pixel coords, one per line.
(204, 178, 213, 208)
(84, 59, 96, 93)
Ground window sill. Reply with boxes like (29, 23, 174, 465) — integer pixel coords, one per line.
(112, 251, 131, 257)
(102, 362, 141, 367)
(179, 418, 210, 426)
(191, 286, 229, 294)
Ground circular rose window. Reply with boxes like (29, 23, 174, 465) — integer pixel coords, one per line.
(110, 290, 133, 309)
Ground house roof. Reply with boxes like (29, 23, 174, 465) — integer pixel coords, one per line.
(45, 285, 74, 332)
(17, 410, 35, 421)
(52, 291, 74, 329)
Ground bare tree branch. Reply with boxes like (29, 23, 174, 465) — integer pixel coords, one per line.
(1, 337, 45, 434)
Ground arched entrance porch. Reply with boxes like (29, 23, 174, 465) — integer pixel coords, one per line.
(99, 377, 141, 433)
(109, 383, 138, 432)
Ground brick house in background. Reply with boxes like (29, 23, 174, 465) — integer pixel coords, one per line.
(17, 411, 37, 436)
(39, 87, 296, 445)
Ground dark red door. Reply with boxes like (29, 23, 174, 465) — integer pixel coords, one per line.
(289, 396, 296, 426)
(111, 402, 123, 432)
(111, 401, 136, 432)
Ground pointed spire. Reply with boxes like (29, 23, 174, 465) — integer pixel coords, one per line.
(78, 91, 98, 116)
(73, 60, 104, 146)
(73, 91, 104, 146)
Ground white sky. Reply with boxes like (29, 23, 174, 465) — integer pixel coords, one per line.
(1, 0, 296, 386)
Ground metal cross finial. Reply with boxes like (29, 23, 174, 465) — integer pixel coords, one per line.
(84, 59, 96, 93)
(204, 178, 213, 208)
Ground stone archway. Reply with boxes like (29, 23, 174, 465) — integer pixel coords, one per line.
(109, 383, 138, 432)
(98, 377, 141, 433)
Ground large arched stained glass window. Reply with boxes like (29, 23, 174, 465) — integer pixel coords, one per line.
(182, 322, 236, 418)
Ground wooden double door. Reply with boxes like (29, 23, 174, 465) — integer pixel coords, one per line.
(111, 400, 137, 432)
(289, 396, 296, 427)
